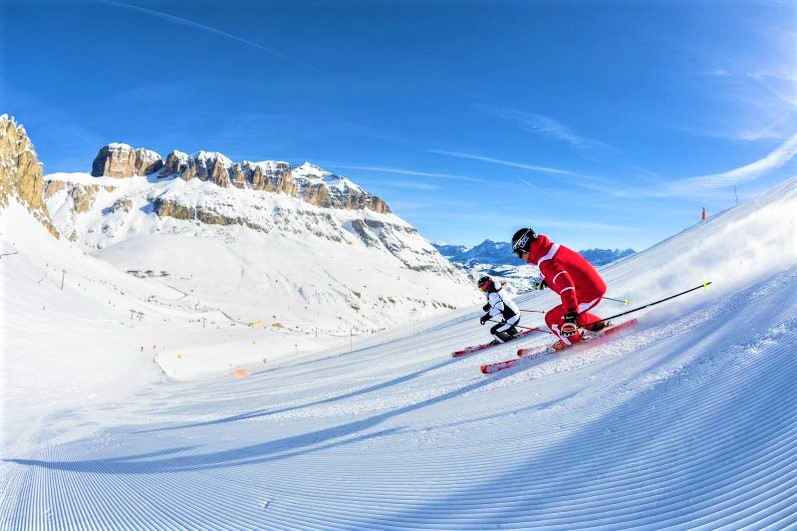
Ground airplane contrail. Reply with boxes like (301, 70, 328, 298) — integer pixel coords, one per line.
(95, 0, 320, 73)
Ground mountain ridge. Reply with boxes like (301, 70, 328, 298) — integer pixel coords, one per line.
(91, 142, 391, 214)
(0, 114, 59, 238)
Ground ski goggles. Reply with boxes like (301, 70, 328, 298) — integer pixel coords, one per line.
(478, 279, 493, 292)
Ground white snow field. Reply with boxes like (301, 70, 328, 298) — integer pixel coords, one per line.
(2, 176, 797, 529)
(39, 165, 485, 380)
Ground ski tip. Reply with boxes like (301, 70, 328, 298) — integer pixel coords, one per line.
(703, 280, 712, 288)
(614, 317, 638, 329)
(480, 364, 489, 374)
(624, 299, 630, 305)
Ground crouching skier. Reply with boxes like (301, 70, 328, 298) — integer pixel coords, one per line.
(511, 227, 608, 350)
(477, 275, 521, 344)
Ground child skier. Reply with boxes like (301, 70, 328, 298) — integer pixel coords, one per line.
(511, 227, 608, 348)
(477, 275, 521, 344)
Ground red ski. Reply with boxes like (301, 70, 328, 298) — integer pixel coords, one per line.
(516, 319, 638, 357)
(451, 327, 545, 358)
(481, 319, 638, 374)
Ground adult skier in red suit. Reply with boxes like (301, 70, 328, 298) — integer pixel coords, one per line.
(511, 227, 608, 347)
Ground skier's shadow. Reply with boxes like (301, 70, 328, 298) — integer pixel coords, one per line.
(138, 355, 461, 433)
(351, 308, 797, 527)
(7, 363, 529, 474)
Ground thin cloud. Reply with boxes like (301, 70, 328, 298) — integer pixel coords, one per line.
(640, 131, 797, 198)
(426, 148, 640, 198)
(516, 177, 556, 197)
(750, 70, 797, 111)
(702, 66, 731, 77)
(96, 0, 319, 73)
(737, 117, 796, 142)
(326, 163, 488, 183)
(425, 149, 586, 177)
(477, 105, 608, 151)
(517, 177, 543, 193)
(679, 26, 797, 143)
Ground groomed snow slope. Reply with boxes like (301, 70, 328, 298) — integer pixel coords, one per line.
(2, 177, 797, 529)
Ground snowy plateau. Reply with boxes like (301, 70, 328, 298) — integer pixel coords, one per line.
(2, 127, 797, 527)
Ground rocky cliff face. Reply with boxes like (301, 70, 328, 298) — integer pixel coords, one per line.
(93, 144, 390, 214)
(300, 183, 390, 214)
(160, 151, 298, 194)
(44, 180, 116, 212)
(91, 143, 163, 177)
(244, 161, 296, 195)
(152, 198, 271, 234)
(292, 162, 391, 214)
(0, 115, 59, 237)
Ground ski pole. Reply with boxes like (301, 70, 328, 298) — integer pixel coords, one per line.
(487, 320, 553, 335)
(603, 296, 630, 305)
(520, 309, 546, 314)
(584, 281, 712, 328)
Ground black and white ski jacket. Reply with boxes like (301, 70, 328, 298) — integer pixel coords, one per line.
(486, 288, 520, 323)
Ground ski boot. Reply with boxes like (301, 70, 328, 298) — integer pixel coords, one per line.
(552, 329, 585, 351)
(552, 339, 568, 351)
(496, 330, 513, 343)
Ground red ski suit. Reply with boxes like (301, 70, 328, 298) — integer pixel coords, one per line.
(526, 234, 607, 345)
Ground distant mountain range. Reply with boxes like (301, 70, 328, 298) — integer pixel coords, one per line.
(434, 240, 635, 295)
(435, 240, 526, 266)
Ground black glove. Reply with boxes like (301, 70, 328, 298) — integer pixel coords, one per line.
(532, 279, 547, 291)
(480, 313, 490, 325)
(482, 303, 491, 312)
(561, 311, 579, 337)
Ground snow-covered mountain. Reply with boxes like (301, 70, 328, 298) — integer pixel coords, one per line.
(436, 239, 526, 265)
(434, 239, 636, 295)
(43, 143, 481, 352)
(432, 242, 469, 259)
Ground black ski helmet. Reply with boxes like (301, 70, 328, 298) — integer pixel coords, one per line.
(477, 275, 495, 292)
(511, 228, 536, 258)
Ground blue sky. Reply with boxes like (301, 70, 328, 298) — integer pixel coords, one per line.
(3, 0, 796, 251)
